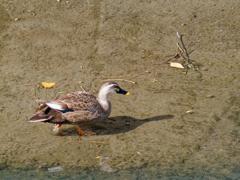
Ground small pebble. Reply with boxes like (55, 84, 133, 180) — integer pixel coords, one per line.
(48, 167, 62, 172)
(186, 110, 194, 114)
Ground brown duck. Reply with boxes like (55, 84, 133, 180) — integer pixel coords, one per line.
(29, 82, 130, 135)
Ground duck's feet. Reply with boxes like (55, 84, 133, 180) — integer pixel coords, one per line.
(77, 126, 96, 136)
(53, 124, 62, 133)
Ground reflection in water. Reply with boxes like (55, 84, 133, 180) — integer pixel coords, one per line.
(99, 156, 113, 172)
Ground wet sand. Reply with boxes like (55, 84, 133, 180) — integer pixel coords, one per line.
(0, 0, 240, 178)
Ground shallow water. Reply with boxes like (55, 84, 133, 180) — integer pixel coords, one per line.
(0, 0, 240, 179)
(1, 168, 240, 180)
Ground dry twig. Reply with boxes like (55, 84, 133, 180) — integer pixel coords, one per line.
(80, 86, 86, 92)
(101, 78, 136, 84)
(103, 33, 201, 82)
(89, 141, 108, 144)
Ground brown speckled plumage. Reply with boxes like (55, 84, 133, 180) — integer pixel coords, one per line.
(29, 82, 129, 135)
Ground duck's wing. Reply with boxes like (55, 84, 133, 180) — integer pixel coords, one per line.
(59, 91, 99, 110)
(46, 91, 102, 113)
(31, 91, 103, 124)
(59, 92, 105, 123)
(62, 109, 102, 124)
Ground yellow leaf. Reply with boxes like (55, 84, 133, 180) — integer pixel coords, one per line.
(40, 82, 56, 89)
(170, 62, 184, 69)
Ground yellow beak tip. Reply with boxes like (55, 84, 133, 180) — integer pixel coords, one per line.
(125, 92, 130, 95)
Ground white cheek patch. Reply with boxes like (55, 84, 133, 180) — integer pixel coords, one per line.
(108, 91, 117, 95)
(46, 103, 65, 110)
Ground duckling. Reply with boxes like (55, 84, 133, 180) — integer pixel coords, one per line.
(29, 82, 130, 135)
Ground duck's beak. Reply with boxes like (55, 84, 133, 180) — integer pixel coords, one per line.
(118, 88, 130, 95)
(125, 92, 130, 95)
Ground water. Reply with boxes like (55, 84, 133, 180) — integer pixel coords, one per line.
(1, 1, 240, 180)
(1, 167, 240, 180)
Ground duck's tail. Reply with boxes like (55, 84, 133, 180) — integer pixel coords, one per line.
(29, 100, 67, 124)
(29, 107, 54, 122)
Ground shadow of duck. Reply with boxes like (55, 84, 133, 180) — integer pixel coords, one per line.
(59, 115, 174, 136)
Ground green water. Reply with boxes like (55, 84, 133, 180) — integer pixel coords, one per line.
(1, 167, 240, 180)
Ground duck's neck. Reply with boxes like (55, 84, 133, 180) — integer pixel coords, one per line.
(97, 92, 111, 111)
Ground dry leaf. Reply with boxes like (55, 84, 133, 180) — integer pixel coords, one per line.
(170, 62, 184, 69)
(41, 82, 56, 89)
(96, 156, 102, 159)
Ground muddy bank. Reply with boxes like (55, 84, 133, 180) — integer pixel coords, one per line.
(0, 0, 240, 178)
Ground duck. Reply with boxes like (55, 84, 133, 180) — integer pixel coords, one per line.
(29, 82, 130, 135)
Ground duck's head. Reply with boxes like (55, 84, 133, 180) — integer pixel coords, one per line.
(99, 82, 130, 97)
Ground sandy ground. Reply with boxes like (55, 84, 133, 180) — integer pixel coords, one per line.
(0, 0, 240, 178)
